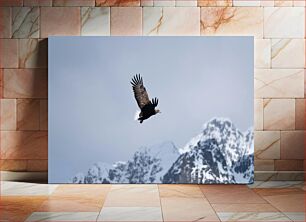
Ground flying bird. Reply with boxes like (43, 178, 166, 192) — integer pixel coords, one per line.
(131, 74, 161, 123)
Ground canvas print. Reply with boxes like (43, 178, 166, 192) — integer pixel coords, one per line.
(48, 37, 254, 184)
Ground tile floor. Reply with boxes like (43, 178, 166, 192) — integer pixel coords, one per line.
(0, 181, 305, 221)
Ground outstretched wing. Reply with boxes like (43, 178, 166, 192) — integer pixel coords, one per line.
(131, 74, 151, 109)
(151, 97, 158, 107)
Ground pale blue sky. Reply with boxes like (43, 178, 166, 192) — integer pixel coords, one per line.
(48, 36, 253, 183)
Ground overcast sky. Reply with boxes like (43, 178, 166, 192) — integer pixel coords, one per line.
(48, 36, 253, 183)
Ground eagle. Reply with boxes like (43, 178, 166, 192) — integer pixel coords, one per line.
(131, 74, 161, 123)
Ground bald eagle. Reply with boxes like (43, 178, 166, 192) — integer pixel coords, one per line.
(131, 74, 161, 123)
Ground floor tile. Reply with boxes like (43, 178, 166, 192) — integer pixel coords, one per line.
(158, 184, 204, 198)
(52, 184, 111, 199)
(37, 196, 104, 212)
(25, 212, 99, 221)
(248, 181, 304, 189)
(200, 185, 266, 204)
(283, 212, 305, 221)
(254, 188, 305, 212)
(98, 207, 162, 221)
(212, 203, 278, 212)
(254, 188, 305, 196)
(161, 197, 219, 221)
(1, 181, 58, 196)
(0, 196, 47, 221)
(103, 184, 160, 207)
(217, 212, 291, 221)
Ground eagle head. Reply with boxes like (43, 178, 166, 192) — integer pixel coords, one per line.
(155, 109, 161, 114)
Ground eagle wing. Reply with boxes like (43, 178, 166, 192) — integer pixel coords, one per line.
(131, 74, 151, 109)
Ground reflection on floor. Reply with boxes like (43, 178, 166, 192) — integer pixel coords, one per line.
(0, 181, 305, 221)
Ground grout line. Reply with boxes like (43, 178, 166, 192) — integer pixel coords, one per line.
(96, 184, 112, 221)
(198, 185, 222, 222)
(157, 184, 165, 222)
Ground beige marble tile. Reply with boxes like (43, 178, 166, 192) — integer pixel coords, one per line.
(26, 212, 99, 222)
(12, 7, 39, 38)
(293, 0, 305, 6)
(263, 99, 295, 130)
(154, 0, 175, 6)
(3, 69, 48, 99)
(233, 0, 260, 6)
(17, 99, 40, 130)
(81, 7, 110, 36)
(274, 0, 293, 6)
(159, 184, 204, 198)
(0, 99, 16, 130)
(0, 196, 47, 221)
(304, 70, 306, 98)
(255, 39, 271, 68)
(280, 131, 304, 159)
(283, 212, 305, 222)
(27, 159, 48, 171)
(40, 99, 48, 130)
(0, 39, 18, 68)
(0, 69, 2, 98)
(0, 159, 27, 171)
(200, 185, 266, 204)
(53, 184, 111, 199)
(98, 207, 162, 221)
(1, 131, 48, 159)
(38, 196, 104, 212)
(254, 159, 274, 171)
(295, 99, 305, 130)
(254, 171, 304, 181)
(255, 69, 304, 98)
(53, 0, 95, 6)
(176, 0, 197, 6)
(23, 0, 52, 6)
(256, 188, 305, 212)
(141, 0, 153, 6)
(255, 188, 305, 197)
(0, 7, 11, 38)
(198, 0, 232, 6)
(217, 212, 291, 221)
(0, 0, 23, 6)
(96, 0, 140, 6)
(275, 160, 304, 171)
(104, 185, 160, 207)
(272, 39, 305, 68)
(41, 7, 80, 38)
(200, 7, 263, 38)
(143, 7, 200, 35)
(1, 181, 58, 196)
(261, 0, 274, 6)
(254, 131, 280, 160)
(161, 197, 219, 221)
(255, 99, 263, 130)
(110, 7, 142, 36)
(212, 203, 278, 212)
(19, 39, 48, 68)
(264, 7, 305, 38)
(249, 181, 304, 189)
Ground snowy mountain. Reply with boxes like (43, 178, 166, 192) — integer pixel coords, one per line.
(71, 162, 111, 184)
(71, 141, 180, 183)
(71, 118, 253, 184)
(163, 118, 253, 184)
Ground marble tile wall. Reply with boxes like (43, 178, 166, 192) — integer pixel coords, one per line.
(0, 0, 304, 180)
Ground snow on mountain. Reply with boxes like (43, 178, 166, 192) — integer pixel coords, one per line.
(71, 141, 180, 183)
(138, 141, 180, 182)
(163, 118, 253, 184)
(71, 118, 253, 184)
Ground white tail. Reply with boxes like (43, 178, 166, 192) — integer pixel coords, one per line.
(134, 110, 141, 121)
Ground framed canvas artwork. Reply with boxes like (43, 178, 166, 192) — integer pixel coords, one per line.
(48, 37, 254, 184)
